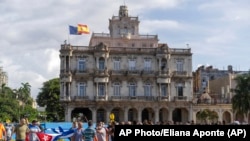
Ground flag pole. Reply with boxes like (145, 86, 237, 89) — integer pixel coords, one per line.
(67, 25, 70, 44)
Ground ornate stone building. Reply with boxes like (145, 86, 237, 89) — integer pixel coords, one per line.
(0, 66, 8, 87)
(59, 5, 233, 124)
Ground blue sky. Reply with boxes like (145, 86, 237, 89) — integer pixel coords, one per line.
(1, 0, 250, 98)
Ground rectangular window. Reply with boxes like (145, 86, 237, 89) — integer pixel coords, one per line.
(176, 59, 184, 72)
(128, 59, 136, 70)
(113, 83, 120, 96)
(98, 83, 105, 96)
(99, 59, 105, 70)
(78, 83, 86, 96)
(78, 59, 86, 72)
(177, 85, 183, 96)
(144, 85, 152, 96)
(144, 58, 151, 71)
(129, 85, 136, 96)
(161, 84, 168, 96)
(114, 59, 120, 70)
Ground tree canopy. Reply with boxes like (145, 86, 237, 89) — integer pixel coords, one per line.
(0, 82, 37, 122)
(36, 78, 64, 121)
(232, 71, 250, 119)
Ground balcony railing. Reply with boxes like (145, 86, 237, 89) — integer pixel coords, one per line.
(72, 96, 89, 101)
(60, 95, 193, 102)
(195, 97, 231, 105)
(95, 96, 106, 100)
(174, 96, 188, 101)
(158, 96, 169, 101)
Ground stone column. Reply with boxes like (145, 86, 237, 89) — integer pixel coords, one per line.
(96, 82, 98, 99)
(168, 107, 173, 122)
(137, 107, 142, 122)
(65, 107, 73, 122)
(96, 57, 99, 69)
(89, 107, 97, 123)
(105, 82, 108, 100)
(106, 110, 111, 124)
(68, 82, 71, 100)
(159, 58, 161, 72)
(188, 104, 193, 121)
(154, 108, 159, 124)
(124, 107, 128, 122)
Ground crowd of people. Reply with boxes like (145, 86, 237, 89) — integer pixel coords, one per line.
(0, 118, 44, 141)
(69, 120, 115, 141)
(2, 118, 242, 141)
(0, 118, 115, 141)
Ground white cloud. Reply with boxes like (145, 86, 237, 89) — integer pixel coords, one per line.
(1, 0, 250, 99)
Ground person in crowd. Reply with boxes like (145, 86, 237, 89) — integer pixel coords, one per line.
(28, 120, 41, 141)
(107, 121, 115, 141)
(5, 121, 14, 141)
(36, 121, 44, 133)
(73, 121, 84, 141)
(82, 120, 96, 141)
(0, 121, 6, 141)
(96, 121, 107, 141)
(13, 118, 30, 141)
(69, 121, 78, 141)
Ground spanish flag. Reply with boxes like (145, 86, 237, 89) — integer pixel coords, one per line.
(69, 24, 90, 35)
(77, 24, 90, 34)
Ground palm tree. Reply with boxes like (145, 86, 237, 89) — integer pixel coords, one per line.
(231, 71, 250, 121)
(0, 83, 14, 98)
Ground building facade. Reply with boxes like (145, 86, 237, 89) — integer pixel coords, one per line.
(0, 66, 8, 87)
(59, 5, 234, 124)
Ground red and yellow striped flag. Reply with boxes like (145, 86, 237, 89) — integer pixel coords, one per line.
(77, 24, 90, 34)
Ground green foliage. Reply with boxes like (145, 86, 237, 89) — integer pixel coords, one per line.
(197, 109, 218, 124)
(0, 82, 40, 122)
(0, 98, 19, 121)
(36, 78, 64, 121)
(231, 71, 250, 118)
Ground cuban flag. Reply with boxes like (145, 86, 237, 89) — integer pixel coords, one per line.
(36, 132, 55, 141)
(36, 126, 75, 141)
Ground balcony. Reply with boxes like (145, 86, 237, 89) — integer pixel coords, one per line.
(137, 96, 157, 101)
(109, 70, 126, 75)
(72, 96, 89, 101)
(95, 96, 106, 100)
(94, 69, 109, 76)
(174, 96, 188, 101)
(172, 71, 187, 77)
(158, 96, 169, 101)
(127, 70, 141, 74)
(110, 96, 158, 101)
(60, 96, 71, 101)
(141, 70, 155, 76)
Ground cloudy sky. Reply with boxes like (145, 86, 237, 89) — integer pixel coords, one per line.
(1, 0, 250, 98)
